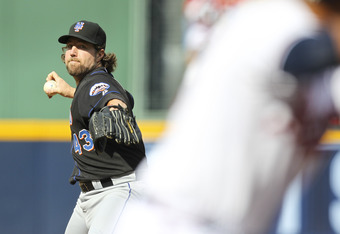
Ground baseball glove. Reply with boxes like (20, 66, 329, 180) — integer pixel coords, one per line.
(89, 105, 142, 153)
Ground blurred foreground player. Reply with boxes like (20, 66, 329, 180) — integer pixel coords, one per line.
(44, 20, 146, 233)
(116, 0, 340, 233)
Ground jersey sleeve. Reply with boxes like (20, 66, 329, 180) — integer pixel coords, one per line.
(77, 77, 128, 119)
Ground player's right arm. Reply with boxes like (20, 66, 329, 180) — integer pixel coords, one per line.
(45, 71, 76, 98)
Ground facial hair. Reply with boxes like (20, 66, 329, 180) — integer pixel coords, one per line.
(66, 58, 97, 79)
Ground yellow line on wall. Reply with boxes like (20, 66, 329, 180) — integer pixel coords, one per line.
(320, 129, 340, 145)
(0, 119, 166, 142)
(0, 120, 339, 145)
(0, 120, 70, 141)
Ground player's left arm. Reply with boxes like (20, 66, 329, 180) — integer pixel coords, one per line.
(89, 98, 142, 153)
(107, 99, 127, 109)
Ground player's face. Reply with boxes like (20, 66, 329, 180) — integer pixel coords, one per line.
(63, 38, 100, 78)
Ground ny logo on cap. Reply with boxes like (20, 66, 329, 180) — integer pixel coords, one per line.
(74, 22, 85, 32)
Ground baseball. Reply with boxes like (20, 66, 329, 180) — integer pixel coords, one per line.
(43, 80, 57, 94)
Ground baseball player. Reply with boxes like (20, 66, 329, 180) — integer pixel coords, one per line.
(115, 0, 340, 233)
(44, 20, 146, 234)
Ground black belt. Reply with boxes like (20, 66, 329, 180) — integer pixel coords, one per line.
(79, 178, 114, 193)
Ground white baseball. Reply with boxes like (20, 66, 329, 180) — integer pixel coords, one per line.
(43, 80, 57, 94)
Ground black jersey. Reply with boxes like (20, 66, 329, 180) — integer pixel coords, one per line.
(69, 67, 146, 184)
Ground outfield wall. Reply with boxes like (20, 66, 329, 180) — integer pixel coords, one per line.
(0, 0, 149, 119)
(0, 124, 340, 233)
(0, 119, 165, 233)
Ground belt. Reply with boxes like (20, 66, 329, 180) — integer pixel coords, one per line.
(78, 173, 136, 193)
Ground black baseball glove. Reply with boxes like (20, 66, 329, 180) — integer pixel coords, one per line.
(89, 105, 142, 153)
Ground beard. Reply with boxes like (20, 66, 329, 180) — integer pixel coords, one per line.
(66, 59, 97, 79)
